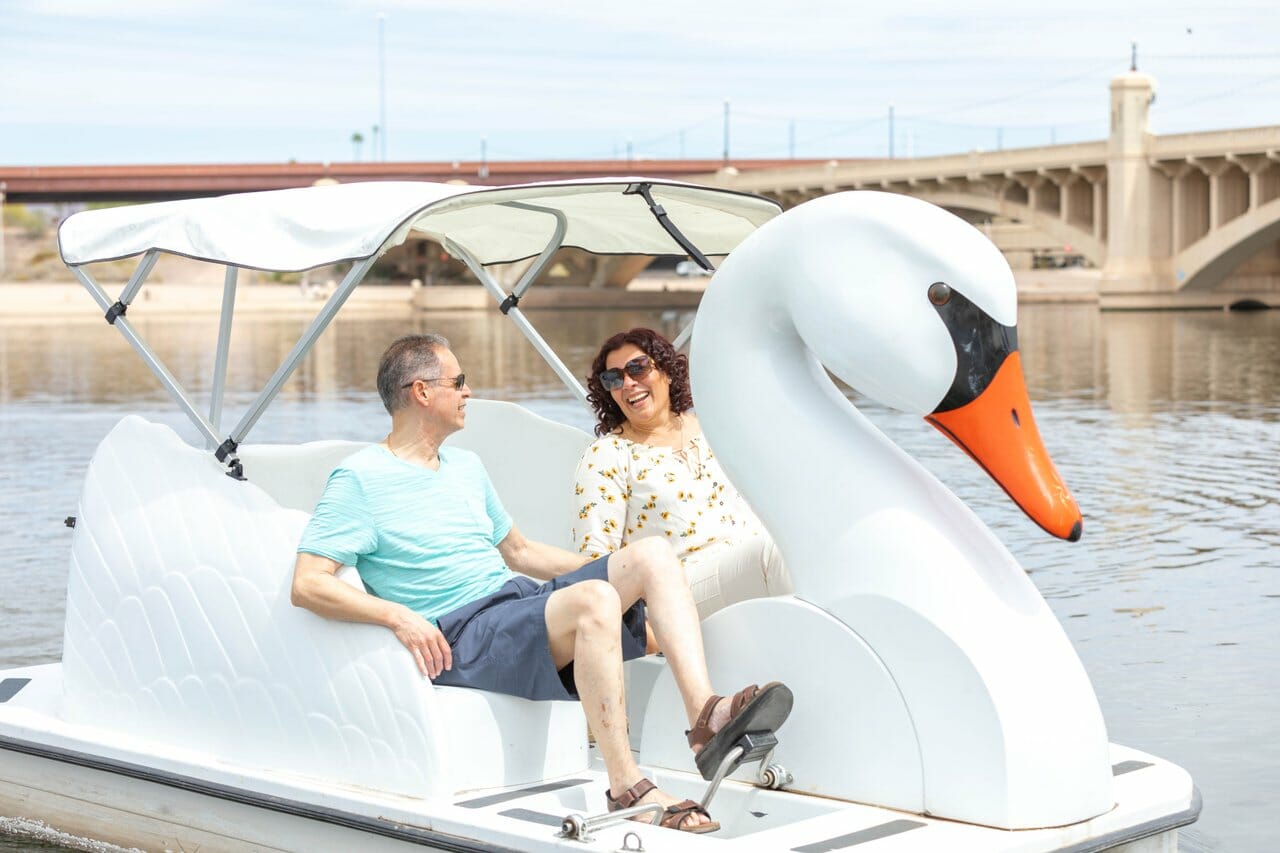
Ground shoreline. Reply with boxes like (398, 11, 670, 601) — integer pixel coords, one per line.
(0, 270, 1105, 319)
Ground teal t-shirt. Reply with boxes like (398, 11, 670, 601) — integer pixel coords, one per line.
(298, 445, 515, 625)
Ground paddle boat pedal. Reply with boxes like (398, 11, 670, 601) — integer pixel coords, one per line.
(558, 730, 791, 842)
(699, 728, 793, 811)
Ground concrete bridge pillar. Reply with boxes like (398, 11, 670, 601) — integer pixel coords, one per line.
(1226, 153, 1270, 212)
(1071, 165, 1107, 241)
(1154, 161, 1195, 253)
(1102, 71, 1159, 293)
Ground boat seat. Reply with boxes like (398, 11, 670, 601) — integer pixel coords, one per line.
(59, 408, 593, 800)
(238, 398, 590, 551)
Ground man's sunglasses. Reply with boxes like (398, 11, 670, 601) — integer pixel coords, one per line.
(402, 374, 466, 391)
(597, 355, 654, 391)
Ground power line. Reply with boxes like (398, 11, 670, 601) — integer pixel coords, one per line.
(1158, 72, 1280, 113)
(907, 59, 1117, 120)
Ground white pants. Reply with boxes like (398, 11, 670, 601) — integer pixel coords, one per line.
(686, 536, 793, 621)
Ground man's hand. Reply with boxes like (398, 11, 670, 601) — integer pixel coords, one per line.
(388, 604, 453, 679)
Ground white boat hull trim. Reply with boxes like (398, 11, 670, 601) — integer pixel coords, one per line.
(1, 182, 1199, 849)
(0, 703, 1201, 852)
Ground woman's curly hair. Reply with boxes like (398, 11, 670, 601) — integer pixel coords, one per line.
(586, 328, 693, 437)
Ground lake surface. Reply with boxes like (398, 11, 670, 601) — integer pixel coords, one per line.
(1, 303, 1277, 852)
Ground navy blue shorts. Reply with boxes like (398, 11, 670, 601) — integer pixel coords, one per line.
(431, 555, 647, 701)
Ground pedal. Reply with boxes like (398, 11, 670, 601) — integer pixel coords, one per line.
(699, 730, 778, 811)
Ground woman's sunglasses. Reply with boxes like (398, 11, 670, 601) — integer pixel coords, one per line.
(598, 355, 654, 391)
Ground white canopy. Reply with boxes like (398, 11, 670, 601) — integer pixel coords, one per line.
(57, 178, 781, 272)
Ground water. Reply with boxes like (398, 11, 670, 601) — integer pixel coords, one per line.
(1, 304, 1276, 852)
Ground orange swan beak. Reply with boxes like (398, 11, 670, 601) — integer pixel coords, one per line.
(926, 351, 1083, 542)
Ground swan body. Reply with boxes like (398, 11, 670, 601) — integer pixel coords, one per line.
(639, 192, 1112, 828)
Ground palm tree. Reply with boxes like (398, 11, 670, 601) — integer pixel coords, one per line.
(351, 132, 365, 162)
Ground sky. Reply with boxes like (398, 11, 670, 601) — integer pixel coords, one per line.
(1, 0, 1278, 166)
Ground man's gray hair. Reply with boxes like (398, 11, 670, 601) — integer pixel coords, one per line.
(376, 333, 451, 414)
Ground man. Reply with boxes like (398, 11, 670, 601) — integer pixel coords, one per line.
(291, 334, 792, 834)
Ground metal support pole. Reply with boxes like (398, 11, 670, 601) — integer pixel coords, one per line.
(722, 100, 731, 166)
(72, 265, 220, 448)
(118, 250, 161, 307)
(446, 239, 588, 405)
(228, 255, 379, 445)
(672, 319, 695, 352)
(500, 202, 569, 300)
(208, 266, 239, 443)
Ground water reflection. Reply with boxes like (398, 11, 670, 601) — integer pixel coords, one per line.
(0, 304, 1277, 852)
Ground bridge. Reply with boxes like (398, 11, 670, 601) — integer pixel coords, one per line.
(705, 72, 1280, 309)
(0, 159, 829, 203)
(4, 73, 1277, 308)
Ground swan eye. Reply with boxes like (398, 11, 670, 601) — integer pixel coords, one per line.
(928, 282, 952, 306)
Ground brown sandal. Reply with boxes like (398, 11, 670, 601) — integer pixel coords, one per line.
(605, 777, 720, 834)
(686, 682, 794, 780)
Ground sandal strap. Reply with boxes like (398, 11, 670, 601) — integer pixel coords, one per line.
(685, 684, 761, 751)
(606, 777, 657, 811)
(685, 693, 722, 750)
(729, 683, 761, 718)
(661, 799, 712, 830)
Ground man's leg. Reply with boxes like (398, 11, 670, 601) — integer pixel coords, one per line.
(544, 578, 712, 830)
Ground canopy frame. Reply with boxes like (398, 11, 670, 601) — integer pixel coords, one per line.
(67, 181, 765, 479)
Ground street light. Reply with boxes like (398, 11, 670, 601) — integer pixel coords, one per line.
(377, 12, 388, 161)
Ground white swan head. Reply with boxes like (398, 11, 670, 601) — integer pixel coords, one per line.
(706, 190, 1082, 541)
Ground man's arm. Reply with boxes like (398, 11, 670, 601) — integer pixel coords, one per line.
(496, 526, 587, 581)
(290, 552, 452, 678)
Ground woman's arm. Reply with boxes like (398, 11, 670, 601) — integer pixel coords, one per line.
(571, 440, 630, 560)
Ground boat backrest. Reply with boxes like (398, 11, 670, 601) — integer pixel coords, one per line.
(60, 414, 589, 799)
(238, 398, 592, 550)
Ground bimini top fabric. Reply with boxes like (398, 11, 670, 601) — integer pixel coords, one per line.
(57, 178, 782, 272)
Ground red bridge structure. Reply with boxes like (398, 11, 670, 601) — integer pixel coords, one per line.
(0, 159, 828, 204)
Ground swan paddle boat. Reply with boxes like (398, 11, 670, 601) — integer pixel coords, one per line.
(0, 179, 1199, 851)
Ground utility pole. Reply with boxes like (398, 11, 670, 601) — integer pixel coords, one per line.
(626, 138, 633, 164)
(0, 182, 6, 281)
(888, 105, 895, 158)
(722, 100, 731, 166)
(377, 12, 388, 161)
(1130, 40, 1138, 72)
(479, 136, 488, 178)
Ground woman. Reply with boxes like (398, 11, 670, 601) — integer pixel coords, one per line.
(573, 328, 792, 619)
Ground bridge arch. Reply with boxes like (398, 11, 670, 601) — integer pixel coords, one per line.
(1175, 197, 1280, 292)
(907, 190, 1104, 268)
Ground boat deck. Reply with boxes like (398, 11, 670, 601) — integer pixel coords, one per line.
(0, 663, 1199, 852)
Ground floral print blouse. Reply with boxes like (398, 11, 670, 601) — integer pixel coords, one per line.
(572, 433, 764, 568)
